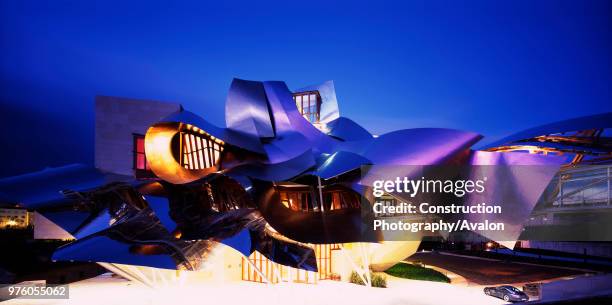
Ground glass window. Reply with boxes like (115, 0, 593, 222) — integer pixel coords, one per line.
(133, 135, 149, 170)
(136, 137, 145, 152)
(280, 192, 290, 208)
(136, 154, 146, 170)
(309, 94, 317, 103)
(180, 132, 224, 170)
(293, 91, 321, 123)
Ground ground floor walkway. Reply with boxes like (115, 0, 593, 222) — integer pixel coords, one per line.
(4, 272, 505, 305)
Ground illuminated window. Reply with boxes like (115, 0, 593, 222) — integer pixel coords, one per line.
(180, 132, 224, 170)
(293, 91, 321, 123)
(323, 189, 361, 210)
(279, 188, 316, 211)
(133, 134, 154, 178)
(279, 187, 360, 212)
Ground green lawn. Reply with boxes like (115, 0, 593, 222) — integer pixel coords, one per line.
(384, 263, 451, 283)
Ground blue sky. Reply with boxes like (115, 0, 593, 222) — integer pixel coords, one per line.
(1, 0, 611, 177)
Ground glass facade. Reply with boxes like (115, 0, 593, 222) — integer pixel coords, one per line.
(242, 244, 335, 284)
(526, 165, 612, 227)
(547, 165, 611, 207)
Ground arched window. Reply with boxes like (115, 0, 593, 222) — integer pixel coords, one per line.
(179, 131, 224, 170)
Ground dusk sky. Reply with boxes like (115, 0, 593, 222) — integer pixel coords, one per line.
(1, 0, 611, 177)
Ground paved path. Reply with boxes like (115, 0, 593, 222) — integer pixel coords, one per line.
(407, 251, 586, 286)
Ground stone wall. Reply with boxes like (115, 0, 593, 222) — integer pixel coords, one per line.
(95, 96, 181, 176)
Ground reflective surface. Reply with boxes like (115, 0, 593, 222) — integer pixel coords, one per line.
(2, 78, 601, 280)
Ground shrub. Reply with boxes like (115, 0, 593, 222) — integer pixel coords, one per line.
(349, 271, 365, 285)
(384, 262, 450, 283)
(349, 271, 387, 288)
(371, 273, 387, 288)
